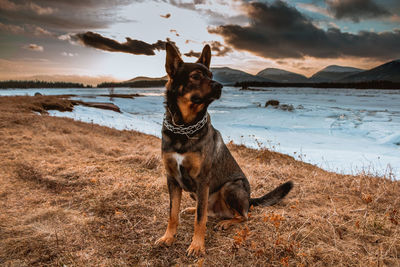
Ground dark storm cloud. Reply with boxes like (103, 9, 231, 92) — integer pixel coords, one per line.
(168, 0, 198, 10)
(0, 0, 54, 14)
(0, 0, 134, 30)
(166, 0, 248, 26)
(27, 0, 134, 8)
(0, 20, 55, 37)
(0, 22, 24, 34)
(209, 41, 232, 56)
(209, 1, 400, 60)
(183, 41, 232, 58)
(74, 32, 170, 56)
(326, 0, 391, 22)
(184, 50, 201, 57)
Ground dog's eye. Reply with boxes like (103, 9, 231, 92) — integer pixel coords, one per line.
(191, 73, 202, 80)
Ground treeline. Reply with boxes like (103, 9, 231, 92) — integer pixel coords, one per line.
(97, 80, 167, 88)
(0, 80, 92, 89)
(235, 80, 400, 90)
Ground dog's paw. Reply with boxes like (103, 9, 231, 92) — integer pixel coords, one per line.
(155, 235, 175, 246)
(181, 207, 196, 215)
(186, 239, 205, 256)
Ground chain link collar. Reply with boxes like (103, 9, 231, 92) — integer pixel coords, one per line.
(163, 112, 208, 135)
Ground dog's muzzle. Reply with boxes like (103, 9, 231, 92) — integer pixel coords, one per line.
(211, 80, 223, 99)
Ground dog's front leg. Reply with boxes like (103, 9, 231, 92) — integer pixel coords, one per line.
(155, 177, 182, 246)
(187, 183, 209, 256)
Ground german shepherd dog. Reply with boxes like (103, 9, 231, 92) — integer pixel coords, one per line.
(155, 43, 293, 256)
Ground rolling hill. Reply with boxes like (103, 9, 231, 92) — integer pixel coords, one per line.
(309, 65, 364, 82)
(256, 68, 308, 83)
(340, 60, 400, 83)
(211, 67, 272, 85)
(124, 75, 167, 83)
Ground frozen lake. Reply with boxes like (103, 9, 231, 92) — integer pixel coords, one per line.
(2, 86, 399, 179)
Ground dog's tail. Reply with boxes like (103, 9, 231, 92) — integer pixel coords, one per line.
(249, 181, 294, 207)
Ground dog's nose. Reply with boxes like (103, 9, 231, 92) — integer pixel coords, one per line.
(212, 81, 223, 90)
(211, 81, 223, 99)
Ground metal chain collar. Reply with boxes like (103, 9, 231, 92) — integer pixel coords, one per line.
(163, 112, 208, 135)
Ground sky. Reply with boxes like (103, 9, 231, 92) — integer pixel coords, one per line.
(0, 0, 400, 84)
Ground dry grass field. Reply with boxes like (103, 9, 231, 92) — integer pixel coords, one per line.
(0, 95, 399, 266)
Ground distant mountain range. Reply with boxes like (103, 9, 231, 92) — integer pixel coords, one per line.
(125, 75, 167, 83)
(211, 67, 273, 84)
(3, 60, 398, 87)
(256, 68, 308, 83)
(309, 65, 364, 83)
(340, 60, 400, 83)
(124, 59, 400, 85)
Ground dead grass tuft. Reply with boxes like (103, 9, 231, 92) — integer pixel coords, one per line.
(115, 154, 162, 171)
(14, 162, 61, 192)
(14, 162, 88, 192)
(141, 154, 161, 170)
(14, 162, 43, 183)
(1, 231, 59, 266)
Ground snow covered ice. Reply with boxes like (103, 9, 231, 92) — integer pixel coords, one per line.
(2, 87, 399, 179)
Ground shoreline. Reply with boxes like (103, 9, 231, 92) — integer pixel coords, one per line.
(41, 94, 398, 180)
(49, 104, 400, 180)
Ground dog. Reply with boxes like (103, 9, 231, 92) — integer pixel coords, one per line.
(155, 43, 293, 256)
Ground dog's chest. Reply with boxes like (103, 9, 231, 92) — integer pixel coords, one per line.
(163, 152, 201, 192)
(172, 153, 184, 172)
(172, 153, 196, 192)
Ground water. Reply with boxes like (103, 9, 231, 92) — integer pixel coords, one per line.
(2, 87, 399, 179)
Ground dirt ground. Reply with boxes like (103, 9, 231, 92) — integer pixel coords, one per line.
(0, 95, 399, 266)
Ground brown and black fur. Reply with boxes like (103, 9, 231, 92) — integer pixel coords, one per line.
(155, 43, 293, 255)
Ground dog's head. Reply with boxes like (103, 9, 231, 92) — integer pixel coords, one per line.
(165, 43, 223, 124)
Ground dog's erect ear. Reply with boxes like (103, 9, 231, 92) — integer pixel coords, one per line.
(196, 44, 211, 69)
(165, 43, 183, 78)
